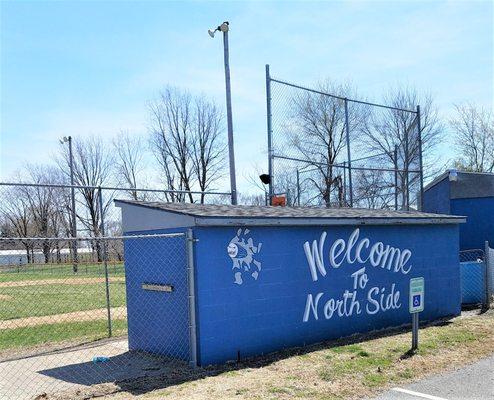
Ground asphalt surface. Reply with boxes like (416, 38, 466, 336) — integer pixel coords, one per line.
(372, 355, 494, 400)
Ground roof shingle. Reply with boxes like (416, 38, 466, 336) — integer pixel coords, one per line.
(115, 199, 463, 221)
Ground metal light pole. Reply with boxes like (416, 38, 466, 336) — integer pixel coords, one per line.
(60, 136, 78, 272)
(208, 21, 238, 205)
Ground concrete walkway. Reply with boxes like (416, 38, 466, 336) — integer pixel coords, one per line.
(371, 355, 494, 400)
(0, 338, 171, 400)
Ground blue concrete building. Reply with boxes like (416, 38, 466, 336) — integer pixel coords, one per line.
(422, 170, 494, 251)
(115, 201, 464, 366)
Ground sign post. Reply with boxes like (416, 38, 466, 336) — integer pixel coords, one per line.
(409, 277, 424, 351)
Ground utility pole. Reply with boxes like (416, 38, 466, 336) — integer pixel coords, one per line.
(208, 21, 238, 205)
(60, 136, 78, 272)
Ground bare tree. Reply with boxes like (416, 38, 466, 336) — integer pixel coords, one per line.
(286, 81, 363, 207)
(353, 169, 395, 209)
(0, 185, 35, 262)
(20, 165, 60, 262)
(113, 131, 149, 200)
(361, 86, 442, 209)
(192, 96, 226, 203)
(451, 103, 494, 173)
(56, 136, 114, 261)
(238, 193, 266, 206)
(149, 87, 226, 203)
(149, 87, 195, 202)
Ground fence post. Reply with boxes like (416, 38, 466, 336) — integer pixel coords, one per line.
(417, 105, 424, 211)
(296, 169, 301, 206)
(404, 117, 410, 210)
(68, 136, 79, 273)
(266, 64, 273, 205)
(186, 229, 198, 367)
(485, 241, 491, 308)
(394, 145, 398, 211)
(342, 161, 347, 206)
(98, 186, 112, 337)
(344, 98, 353, 207)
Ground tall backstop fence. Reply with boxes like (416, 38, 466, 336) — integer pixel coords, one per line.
(0, 233, 194, 400)
(265, 65, 424, 210)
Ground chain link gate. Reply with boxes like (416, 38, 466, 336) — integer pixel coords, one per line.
(459, 249, 489, 307)
(0, 233, 196, 400)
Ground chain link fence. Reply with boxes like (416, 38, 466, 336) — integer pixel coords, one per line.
(0, 233, 194, 400)
(459, 249, 490, 307)
(265, 65, 423, 210)
(486, 241, 494, 304)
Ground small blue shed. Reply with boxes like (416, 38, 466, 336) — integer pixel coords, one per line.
(422, 170, 494, 251)
(115, 200, 464, 366)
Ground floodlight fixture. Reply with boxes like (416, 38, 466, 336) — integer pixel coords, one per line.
(207, 22, 229, 38)
(259, 174, 271, 185)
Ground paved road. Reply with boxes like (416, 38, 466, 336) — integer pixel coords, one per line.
(372, 355, 494, 400)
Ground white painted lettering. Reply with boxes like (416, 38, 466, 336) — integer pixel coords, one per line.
(303, 293, 323, 322)
(303, 232, 327, 282)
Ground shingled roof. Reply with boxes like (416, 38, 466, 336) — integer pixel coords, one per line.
(424, 170, 494, 199)
(115, 199, 464, 226)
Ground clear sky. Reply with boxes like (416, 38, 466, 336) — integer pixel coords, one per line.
(1, 0, 492, 194)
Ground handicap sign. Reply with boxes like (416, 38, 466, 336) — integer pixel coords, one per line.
(409, 277, 424, 313)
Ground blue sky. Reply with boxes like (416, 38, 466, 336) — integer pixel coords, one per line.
(1, 0, 492, 194)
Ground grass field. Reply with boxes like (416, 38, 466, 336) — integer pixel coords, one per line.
(0, 262, 128, 352)
(0, 262, 124, 282)
(102, 310, 494, 400)
(0, 281, 126, 320)
(0, 319, 128, 351)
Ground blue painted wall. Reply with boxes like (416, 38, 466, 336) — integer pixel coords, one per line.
(451, 197, 494, 251)
(123, 234, 190, 360)
(193, 224, 461, 365)
(423, 178, 451, 215)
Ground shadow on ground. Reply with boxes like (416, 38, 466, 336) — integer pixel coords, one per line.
(39, 351, 172, 387)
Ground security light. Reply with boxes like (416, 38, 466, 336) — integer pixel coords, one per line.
(219, 21, 229, 32)
(208, 22, 229, 38)
(259, 174, 271, 185)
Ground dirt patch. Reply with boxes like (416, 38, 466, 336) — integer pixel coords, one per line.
(0, 307, 127, 330)
(0, 294, 13, 300)
(0, 277, 125, 288)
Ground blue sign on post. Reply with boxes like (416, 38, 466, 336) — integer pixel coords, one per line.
(409, 277, 425, 313)
(409, 277, 424, 351)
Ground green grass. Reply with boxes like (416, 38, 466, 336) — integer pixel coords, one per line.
(0, 319, 128, 351)
(0, 281, 127, 320)
(0, 262, 124, 282)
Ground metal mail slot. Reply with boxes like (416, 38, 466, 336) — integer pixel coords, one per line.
(142, 283, 174, 292)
